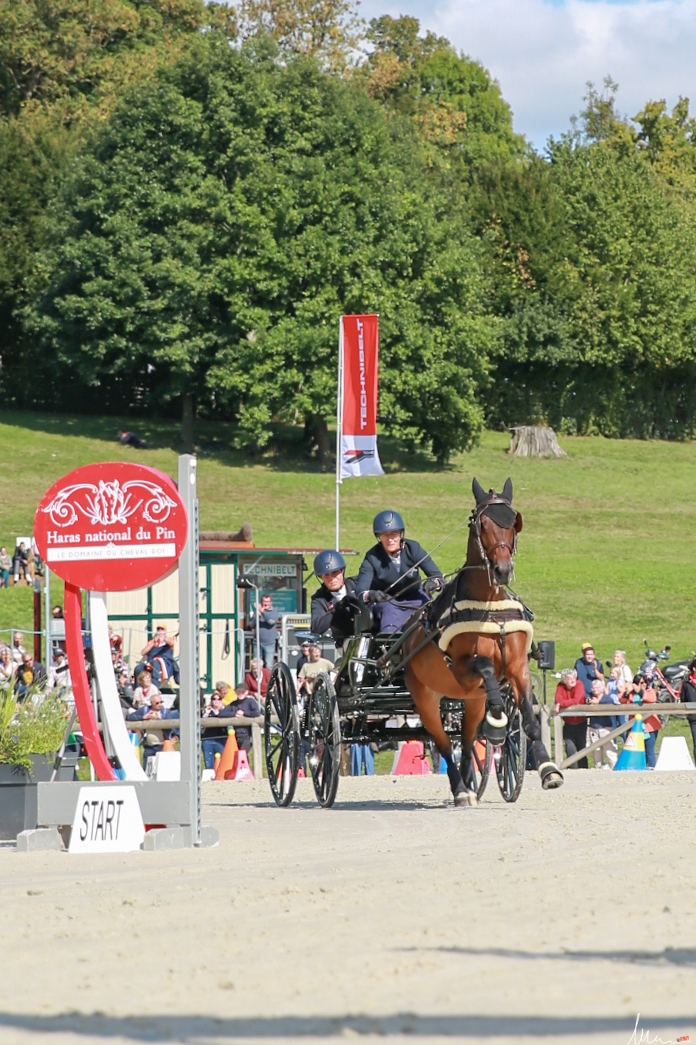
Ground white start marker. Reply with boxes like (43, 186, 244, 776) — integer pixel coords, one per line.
(68, 786, 146, 853)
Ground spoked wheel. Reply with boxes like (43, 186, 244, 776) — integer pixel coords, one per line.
(492, 697, 526, 803)
(308, 671, 341, 808)
(467, 738, 491, 800)
(264, 663, 300, 807)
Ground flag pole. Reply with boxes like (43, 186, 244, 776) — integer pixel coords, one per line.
(335, 316, 344, 550)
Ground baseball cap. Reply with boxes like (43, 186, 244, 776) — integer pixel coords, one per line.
(581, 642, 594, 651)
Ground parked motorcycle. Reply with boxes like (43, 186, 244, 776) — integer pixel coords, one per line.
(636, 640, 690, 701)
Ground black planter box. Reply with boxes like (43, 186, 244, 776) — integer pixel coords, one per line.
(0, 753, 79, 840)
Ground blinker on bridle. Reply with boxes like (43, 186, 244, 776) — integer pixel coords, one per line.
(469, 497, 520, 569)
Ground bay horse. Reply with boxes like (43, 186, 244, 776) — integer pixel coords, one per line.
(402, 477, 564, 806)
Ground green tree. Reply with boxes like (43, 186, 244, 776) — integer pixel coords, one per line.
(360, 16, 524, 169)
(235, 0, 362, 72)
(0, 0, 221, 119)
(0, 0, 234, 410)
(484, 82, 696, 438)
(30, 35, 496, 459)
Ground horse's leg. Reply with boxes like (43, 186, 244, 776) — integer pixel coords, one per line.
(450, 649, 508, 745)
(460, 693, 485, 790)
(404, 669, 476, 808)
(508, 663, 564, 791)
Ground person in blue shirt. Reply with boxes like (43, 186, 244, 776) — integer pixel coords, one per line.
(249, 594, 278, 668)
(574, 642, 604, 698)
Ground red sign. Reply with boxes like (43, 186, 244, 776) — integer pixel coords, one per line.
(339, 314, 383, 479)
(34, 462, 187, 592)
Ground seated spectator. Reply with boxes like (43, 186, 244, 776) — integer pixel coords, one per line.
(133, 669, 160, 709)
(680, 656, 696, 762)
(111, 648, 126, 675)
(297, 643, 334, 699)
(0, 546, 11, 588)
(218, 685, 261, 752)
(109, 625, 123, 654)
(12, 631, 26, 665)
(134, 625, 179, 686)
(47, 649, 73, 699)
(201, 691, 229, 769)
(0, 646, 14, 684)
(612, 649, 633, 685)
(213, 680, 234, 706)
(296, 641, 311, 675)
(117, 668, 135, 711)
(587, 678, 618, 769)
(15, 653, 47, 701)
(26, 544, 36, 581)
(245, 658, 270, 700)
(574, 643, 604, 698)
(552, 667, 588, 768)
(12, 543, 29, 585)
(127, 692, 176, 771)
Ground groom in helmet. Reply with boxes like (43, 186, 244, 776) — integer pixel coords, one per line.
(356, 510, 443, 633)
(310, 550, 359, 642)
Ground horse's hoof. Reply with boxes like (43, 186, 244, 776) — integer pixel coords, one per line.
(539, 762, 564, 790)
(454, 790, 478, 808)
(482, 717, 508, 745)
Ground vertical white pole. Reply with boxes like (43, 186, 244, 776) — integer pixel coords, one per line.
(43, 564, 51, 665)
(335, 317, 343, 550)
(178, 454, 201, 846)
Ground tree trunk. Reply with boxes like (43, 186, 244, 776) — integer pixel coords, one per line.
(508, 425, 567, 458)
(304, 413, 332, 470)
(181, 393, 195, 454)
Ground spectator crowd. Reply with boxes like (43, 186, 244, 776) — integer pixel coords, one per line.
(551, 643, 696, 769)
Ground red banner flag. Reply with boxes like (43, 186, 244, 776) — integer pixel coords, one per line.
(338, 314, 384, 479)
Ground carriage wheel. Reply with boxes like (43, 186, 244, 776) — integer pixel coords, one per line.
(492, 701, 526, 803)
(264, 663, 300, 807)
(308, 672, 341, 809)
(468, 737, 491, 800)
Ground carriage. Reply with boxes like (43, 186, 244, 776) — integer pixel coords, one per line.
(263, 597, 528, 809)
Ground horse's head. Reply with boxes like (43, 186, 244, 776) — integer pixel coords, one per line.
(470, 477, 523, 585)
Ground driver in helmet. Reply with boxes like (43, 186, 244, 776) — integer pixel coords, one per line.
(356, 510, 444, 633)
(310, 550, 359, 642)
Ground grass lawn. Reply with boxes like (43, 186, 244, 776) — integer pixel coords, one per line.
(2, 408, 696, 679)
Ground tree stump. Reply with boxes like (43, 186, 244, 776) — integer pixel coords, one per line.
(508, 426, 567, 459)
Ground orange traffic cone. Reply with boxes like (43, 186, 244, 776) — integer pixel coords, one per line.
(162, 737, 175, 752)
(214, 729, 238, 780)
(392, 740, 431, 775)
(225, 748, 255, 781)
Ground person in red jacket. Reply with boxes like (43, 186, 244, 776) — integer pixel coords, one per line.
(245, 658, 270, 699)
(552, 667, 588, 768)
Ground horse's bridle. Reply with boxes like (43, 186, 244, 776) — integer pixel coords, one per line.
(468, 496, 521, 575)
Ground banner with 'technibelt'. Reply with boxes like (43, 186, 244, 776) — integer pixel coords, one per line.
(339, 313, 384, 480)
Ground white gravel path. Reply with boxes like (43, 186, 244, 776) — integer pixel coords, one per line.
(0, 771, 695, 1045)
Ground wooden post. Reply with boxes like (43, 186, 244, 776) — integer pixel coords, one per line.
(251, 721, 263, 779)
(553, 713, 563, 765)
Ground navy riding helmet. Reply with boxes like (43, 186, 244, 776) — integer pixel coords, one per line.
(313, 550, 346, 577)
(373, 510, 405, 536)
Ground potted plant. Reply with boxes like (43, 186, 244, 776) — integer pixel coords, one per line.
(0, 683, 76, 840)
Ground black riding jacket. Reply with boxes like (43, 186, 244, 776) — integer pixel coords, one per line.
(356, 539, 443, 601)
(311, 577, 358, 639)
